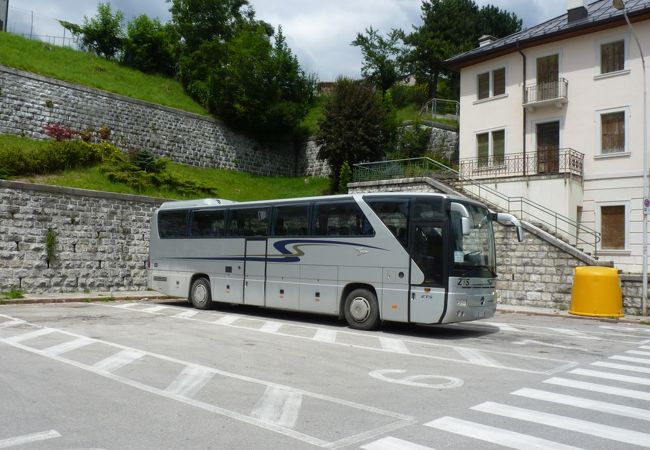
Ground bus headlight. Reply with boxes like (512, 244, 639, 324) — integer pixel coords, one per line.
(457, 299, 467, 307)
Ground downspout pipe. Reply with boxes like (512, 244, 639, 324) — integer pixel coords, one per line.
(517, 41, 527, 176)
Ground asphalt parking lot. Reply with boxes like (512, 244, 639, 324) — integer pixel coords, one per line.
(1, 300, 650, 449)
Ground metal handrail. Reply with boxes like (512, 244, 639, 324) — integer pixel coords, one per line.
(353, 157, 601, 256)
(459, 148, 584, 178)
(419, 98, 460, 120)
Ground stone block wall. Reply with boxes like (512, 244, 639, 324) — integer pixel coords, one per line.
(0, 180, 162, 293)
(0, 65, 330, 177)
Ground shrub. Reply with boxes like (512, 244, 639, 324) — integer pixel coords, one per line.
(44, 123, 75, 141)
(0, 140, 102, 176)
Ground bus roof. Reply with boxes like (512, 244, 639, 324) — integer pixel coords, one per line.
(159, 198, 238, 210)
(157, 192, 487, 210)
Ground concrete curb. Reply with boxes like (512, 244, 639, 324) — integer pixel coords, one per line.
(1, 293, 647, 325)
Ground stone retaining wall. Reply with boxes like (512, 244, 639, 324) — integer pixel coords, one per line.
(0, 65, 328, 177)
(0, 180, 162, 293)
(349, 178, 641, 315)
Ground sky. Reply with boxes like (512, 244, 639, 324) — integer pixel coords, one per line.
(6, 0, 569, 81)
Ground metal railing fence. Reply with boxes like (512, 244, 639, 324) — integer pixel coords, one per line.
(353, 157, 600, 256)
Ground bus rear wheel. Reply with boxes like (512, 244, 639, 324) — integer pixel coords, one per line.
(190, 277, 212, 310)
(344, 288, 379, 330)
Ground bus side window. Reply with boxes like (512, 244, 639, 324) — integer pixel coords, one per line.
(313, 201, 374, 237)
(272, 205, 309, 237)
(159, 210, 189, 239)
(365, 197, 410, 247)
(191, 209, 225, 238)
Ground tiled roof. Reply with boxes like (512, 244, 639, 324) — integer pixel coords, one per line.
(445, 0, 650, 69)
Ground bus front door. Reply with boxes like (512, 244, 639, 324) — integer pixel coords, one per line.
(409, 222, 447, 324)
(244, 238, 267, 306)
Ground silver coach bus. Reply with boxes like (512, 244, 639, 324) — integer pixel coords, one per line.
(148, 193, 522, 330)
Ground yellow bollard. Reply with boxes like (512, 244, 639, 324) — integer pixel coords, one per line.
(570, 266, 623, 317)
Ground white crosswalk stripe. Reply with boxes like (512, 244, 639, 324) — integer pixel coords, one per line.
(570, 367, 650, 385)
(544, 377, 650, 401)
(421, 348, 650, 450)
(471, 401, 650, 447)
(173, 310, 199, 319)
(512, 387, 650, 421)
(610, 354, 650, 365)
(425, 416, 581, 450)
(627, 350, 650, 357)
(592, 360, 650, 374)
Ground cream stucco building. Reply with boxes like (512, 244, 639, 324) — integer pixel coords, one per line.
(445, 0, 650, 272)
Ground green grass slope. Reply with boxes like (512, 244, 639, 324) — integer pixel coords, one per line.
(0, 33, 208, 116)
(1, 135, 328, 201)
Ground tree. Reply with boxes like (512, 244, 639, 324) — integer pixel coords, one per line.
(169, 0, 252, 103)
(60, 2, 124, 59)
(403, 0, 478, 100)
(207, 25, 316, 136)
(122, 15, 177, 76)
(404, 0, 521, 99)
(477, 5, 522, 40)
(316, 78, 397, 191)
(352, 27, 405, 96)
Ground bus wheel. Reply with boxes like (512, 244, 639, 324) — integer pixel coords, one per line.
(190, 277, 212, 310)
(344, 288, 379, 330)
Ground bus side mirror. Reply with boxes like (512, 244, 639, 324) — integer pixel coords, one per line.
(495, 213, 524, 242)
(451, 202, 473, 236)
(461, 217, 472, 236)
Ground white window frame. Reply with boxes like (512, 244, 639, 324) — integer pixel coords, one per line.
(595, 106, 630, 157)
(474, 66, 508, 103)
(475, 127, 507, 166)
(595, 201, 630, 253)
(594, 32, 630, 79)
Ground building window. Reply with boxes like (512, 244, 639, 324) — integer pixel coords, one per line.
(601, 111, 625, 154)
(476, 129, 505, 166)
(477, 73, 490, 99)
(492, 68, 506, 96)
(601, 40, 625, 74)
(601, 205, 625, 250)
(477, 68, 506, 100)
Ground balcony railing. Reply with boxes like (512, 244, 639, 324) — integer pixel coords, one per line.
(524, 78, 568, 107)
(459, 148, 584, 179)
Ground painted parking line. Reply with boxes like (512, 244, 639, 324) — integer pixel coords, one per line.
(0, 430, 61, 449)
(425, 416, 580, 450)
(361, 436, 437, 450)
(103, 303, 576, 375)
(251, 385, 303, 428)
(0, 315, 414, 449)
(42, 337, 94, 357)
(164, 365, 216, 398)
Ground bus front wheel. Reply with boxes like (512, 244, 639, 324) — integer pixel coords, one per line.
(190, 277, 212, 310)
(344, 289, 379, 330)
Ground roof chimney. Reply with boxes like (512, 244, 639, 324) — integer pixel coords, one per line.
(567, 0, 588, 23)
(478, 35, 496, 48)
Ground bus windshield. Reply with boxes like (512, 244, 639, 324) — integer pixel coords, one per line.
(450, 203, 496, 278)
